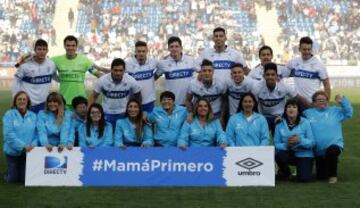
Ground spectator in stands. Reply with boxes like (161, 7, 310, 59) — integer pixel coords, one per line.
(114, 99, 153, 148)
(78, 103, 113, 148)
(37, 92, 72, 152)
(303, 91, 353, 184)
(226, 92, 269, 146)
(178, 98, 227, 148)
(3, 91, 37, 183)
(275, 99, 315, 182)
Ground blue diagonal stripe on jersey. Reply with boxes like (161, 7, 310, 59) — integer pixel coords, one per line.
(294, 69, 320, 79)
(213, 60, 235, 70)
(259, 97, 285, 107)
(102, 89, 130, 99)
(22, 74, 52, 84)
(165, 69, 193, 80)
(128, 69, 154, 81)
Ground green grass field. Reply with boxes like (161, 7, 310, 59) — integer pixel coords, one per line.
(0, 89, 359, 208)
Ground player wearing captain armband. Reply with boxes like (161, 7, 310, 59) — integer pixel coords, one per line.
(51, 35, 110, 109)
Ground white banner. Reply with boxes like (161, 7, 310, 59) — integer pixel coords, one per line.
(26, 147, 274, 187)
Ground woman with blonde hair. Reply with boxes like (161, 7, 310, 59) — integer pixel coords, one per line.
(37, 92, 72, 152)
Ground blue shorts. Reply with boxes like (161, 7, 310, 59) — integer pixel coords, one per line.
(142, 101, 155, 114)
(31, 102, 45, 114)
(105, 113, 126, 127)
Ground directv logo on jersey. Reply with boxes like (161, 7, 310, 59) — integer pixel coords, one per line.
(130, 70, 154, 81)
(165, 69, 193, 79)
(294, 69, 319, 79)
(236, 157, 263, 176)
(213, 60, 234, 70)
(44, 156, 68, 175)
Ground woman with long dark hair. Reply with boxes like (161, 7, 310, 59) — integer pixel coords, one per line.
(114, 99, 153, 148)
(226, 92, 269, 146)
(3, 91, 37, 183)
(178, 98, 227, 148)
(274, 99, 314, 182)
(78, 103, 113, 147)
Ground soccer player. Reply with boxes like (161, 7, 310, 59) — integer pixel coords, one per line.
(303, 91, 353, 184)
(11, 39, 57, 113)
(88, 58, 141, 127)
(252, 63, 310, 133)
(185, 59, 227, 120)
(156, 36, 199, 105)
(198, 27, 248, 82)
(285, 37, 331, 104)
(226, 63, 255, 116)
(148, 91, 188, 147)
(126, 41, 158, 113)
(52, 35, 109, 108)
(248, 45, 288, 82)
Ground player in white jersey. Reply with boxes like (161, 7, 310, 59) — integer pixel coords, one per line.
(126, 41, 158, 113)
(249, 45, 289, 82)
(252, 63, 310, 133)
(88, 58, 142, 127)
(11, 39, 57, 113)
(285, 37, 331, 103)
(185, 59, 227, 120)
(156, 36, 199, 105)
(226, 63, 255, 116)
(198, 27, 248, 83)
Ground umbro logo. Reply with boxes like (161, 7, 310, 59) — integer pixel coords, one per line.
(235, 158, 263, 170)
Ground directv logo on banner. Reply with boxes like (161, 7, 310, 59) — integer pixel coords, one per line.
(44, 156, 68, 175)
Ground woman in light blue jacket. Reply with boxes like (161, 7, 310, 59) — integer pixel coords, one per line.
(178, 98, 227, 148)
(303, 91, 353, 184)
(3, 91, 37, 183)
(274, 99, 314, 182)
(226, 92, 269, 146)
(114, 99, 153, 148)
(37, 92, 72, 152)
(78, 103, 113, 147)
